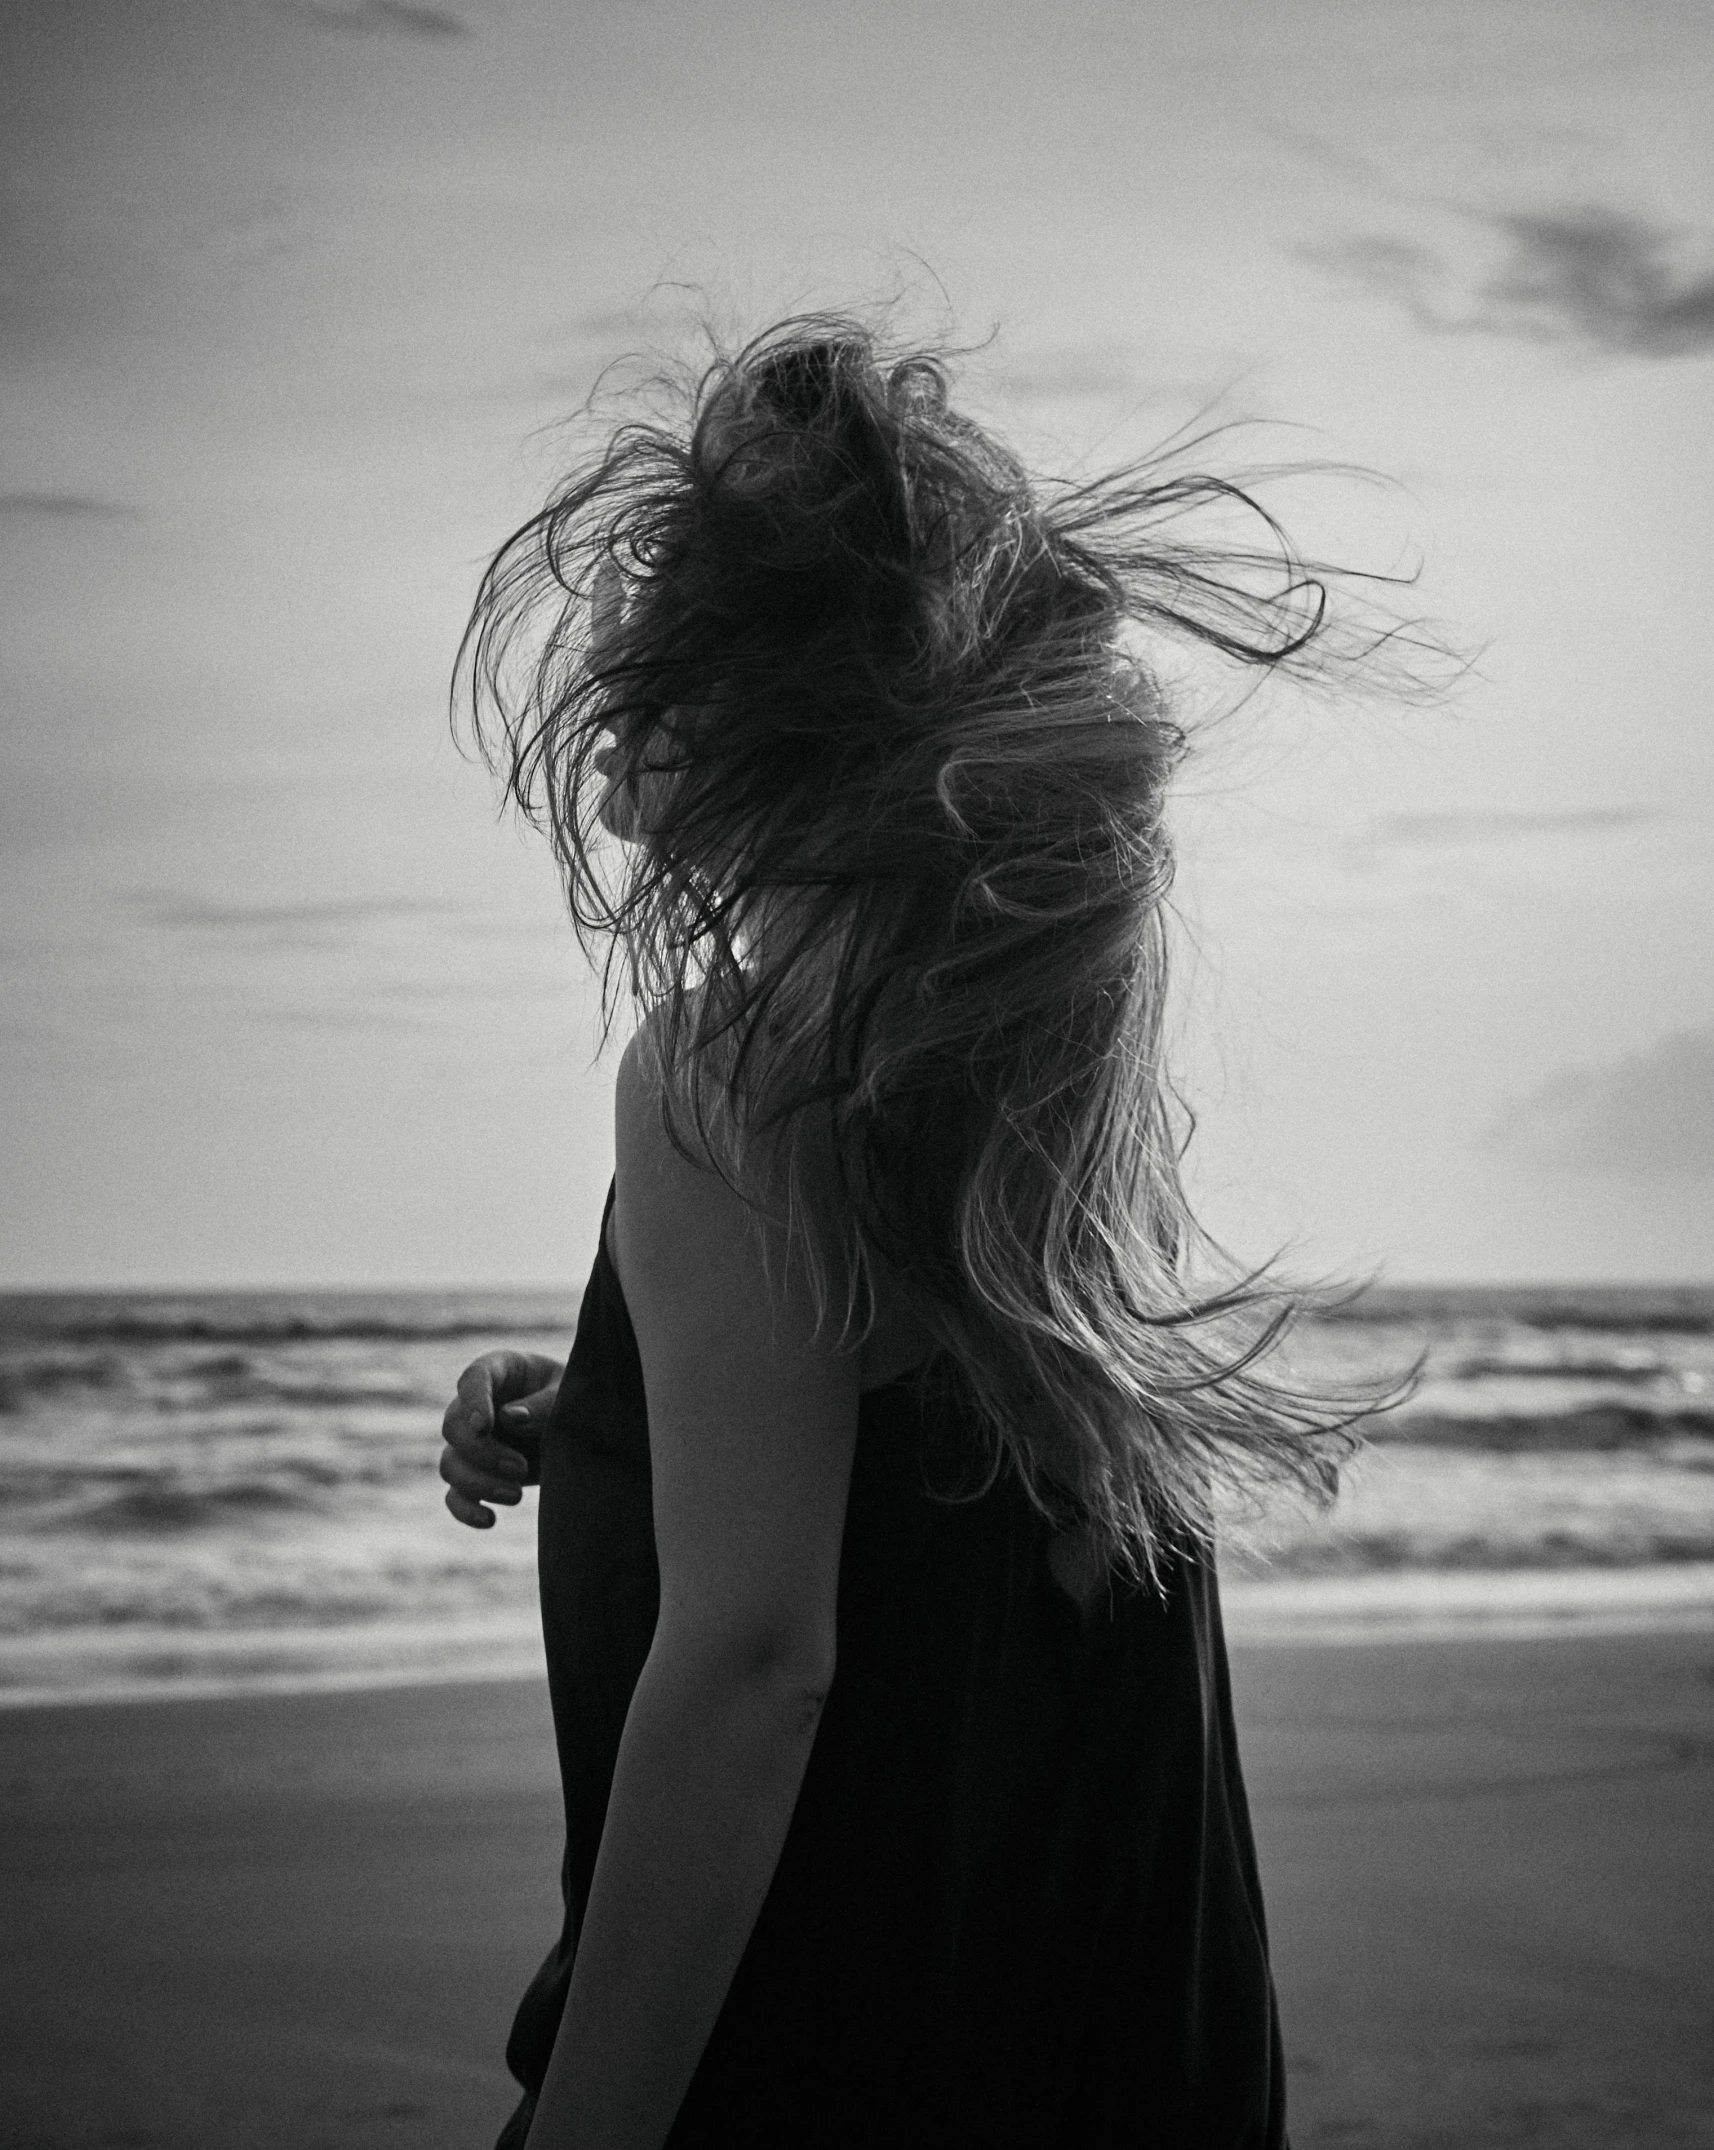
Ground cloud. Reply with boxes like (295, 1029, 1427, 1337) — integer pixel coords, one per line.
(482, 306, 661, 408)
(277, 0, 475, 38)
(1486, 1030, 1714, 1178)
(991, 357, 1142, 406)
(133, 895, 464, 941)
(569, 308, 647, 343)
(1310, 205, 1714, 360)
(0, 493, 139, 522)
(1368, 805, 1661, 847)
(250, 1003, 439, 1032)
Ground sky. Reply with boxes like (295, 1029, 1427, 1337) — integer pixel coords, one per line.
(2, 0, 1711, 1287)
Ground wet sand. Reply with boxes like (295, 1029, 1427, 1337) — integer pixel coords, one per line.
(1229, 1628, 1714, 2148)
(3, 1629, 1711, 2149)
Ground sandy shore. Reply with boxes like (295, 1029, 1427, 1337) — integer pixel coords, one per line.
(3, 1631, 1711, 2150)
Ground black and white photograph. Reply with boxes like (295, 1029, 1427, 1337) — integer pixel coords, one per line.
(3, 3, 1711, 2145)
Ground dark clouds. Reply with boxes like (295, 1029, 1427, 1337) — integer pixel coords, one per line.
(501, 308, 657, 407)
(134, 895, 464, 947)
(1368, 805, 1661, 846)
(277, 1, 475, 37)
(1486, 1030, 1714, 1178)
(0, 493, 139, 522)
(1311, 205, 1714, 360)
(140, 896, 457, 928)
(992, 357, 1142, 406)
(250, 1003, 440, 1032)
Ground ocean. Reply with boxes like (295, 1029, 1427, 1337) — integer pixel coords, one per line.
(3, 1283, 1712, 1704)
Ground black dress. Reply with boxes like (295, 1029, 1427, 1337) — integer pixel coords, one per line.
(498, 1185, 1289, 2149)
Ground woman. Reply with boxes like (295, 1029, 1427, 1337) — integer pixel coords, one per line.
(438, 319, 1391, 2149)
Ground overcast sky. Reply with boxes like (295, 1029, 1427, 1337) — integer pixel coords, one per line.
(3, 0, 1711, 1287)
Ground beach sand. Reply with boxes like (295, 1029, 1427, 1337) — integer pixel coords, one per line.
(3, 1630, 1711, 2150)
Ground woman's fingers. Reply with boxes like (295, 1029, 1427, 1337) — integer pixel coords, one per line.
(444, 1485, 497, 1530)
(437, 1353, 562, 1525)
(439, 1437, 523, 1529)
(439, 1439, 524, 1504)
(442, 1391, 531, 1478)
(444, 1353, 554, 1474)
(497, 1379, 560, 1439)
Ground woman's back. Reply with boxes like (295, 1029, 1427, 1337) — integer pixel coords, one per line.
(444, 315, 1419, 2147)
(499, 1185, 1288, 2150)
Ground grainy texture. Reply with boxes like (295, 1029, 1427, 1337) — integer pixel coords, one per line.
(1, 1632, 1710, 2148)
(0, 1679, 564, 2150)
(1233, 1630, 1714, 2148)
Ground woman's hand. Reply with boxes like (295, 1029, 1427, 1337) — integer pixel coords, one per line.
(439, 1350, 562, 1528)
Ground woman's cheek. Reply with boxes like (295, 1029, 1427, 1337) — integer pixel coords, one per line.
(596, 770, 640, 841)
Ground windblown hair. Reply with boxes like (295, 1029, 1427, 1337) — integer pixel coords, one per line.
(458, 314, 1414, 1583)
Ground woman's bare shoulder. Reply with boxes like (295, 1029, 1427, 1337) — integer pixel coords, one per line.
(611, 1014, 929, 1385)
(612, 1016, 792, 1250)
(615, 1012, 833, 1208)
(613, 1018, 850, 1313)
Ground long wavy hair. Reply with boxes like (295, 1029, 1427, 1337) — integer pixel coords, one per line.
(458, 313, 1420, 1583)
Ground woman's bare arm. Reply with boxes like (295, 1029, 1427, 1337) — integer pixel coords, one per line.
(524, 1040, 860, 2150)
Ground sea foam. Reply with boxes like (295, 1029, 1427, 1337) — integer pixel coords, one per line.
(2, 1283, 1711, 1700)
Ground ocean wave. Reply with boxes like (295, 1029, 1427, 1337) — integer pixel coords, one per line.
(0, 1297, 575, 1349)
(9, 1315, 566, 1347)
(3, 1451, 442, 1530)
(0, 1548, 539, 1636)
(1370, 1405, 1714, 1451)
(0, 1356, 449, 1415)
(1325, 1286, 1714, 1336)
(1447, 1356, 1677, 1384)
(33, 1473, 344, 1533)
(0, 1356, 132, 1412)
(135, 1371, 445, 1413)
(1247, 1528, 1714, 1576)
(88, 1481, 325, 1530)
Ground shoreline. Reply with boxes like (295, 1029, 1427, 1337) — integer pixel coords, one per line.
(1220, 1556, 1714, 1644)
(4, 1560, 1714, 1710)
